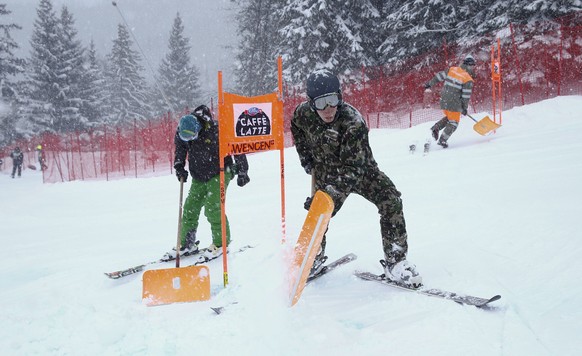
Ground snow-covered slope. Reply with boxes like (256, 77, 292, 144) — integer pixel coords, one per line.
(1, 96, 581, 355)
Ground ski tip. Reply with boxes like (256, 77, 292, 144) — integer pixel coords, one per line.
(210, 307, 224, 315)
(345, 253, 358, 260)
(211, 301, 238, 314)
(485, 294, 502, 305)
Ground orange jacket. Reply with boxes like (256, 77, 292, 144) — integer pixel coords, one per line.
(428, 64, 474, 113)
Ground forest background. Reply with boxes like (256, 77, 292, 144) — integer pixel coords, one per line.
(0, 0, 580, 148)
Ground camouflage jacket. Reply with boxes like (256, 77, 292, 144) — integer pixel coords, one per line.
(427, 64, 474, 112)
(291, 101, 378, 192)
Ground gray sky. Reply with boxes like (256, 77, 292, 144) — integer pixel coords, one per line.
(4, 0, 240, 94)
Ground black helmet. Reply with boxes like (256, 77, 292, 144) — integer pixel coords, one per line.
(463, 55, 476, 66)
(306, 70, 341, 100)
(193, 105, 212, 122)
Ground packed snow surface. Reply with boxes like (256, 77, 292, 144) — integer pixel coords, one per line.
(1, 96, 582, 355)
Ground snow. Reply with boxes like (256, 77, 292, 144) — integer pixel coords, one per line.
(2, 96, 582, 355)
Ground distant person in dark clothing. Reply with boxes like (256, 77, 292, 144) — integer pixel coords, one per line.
(36, 145, 47, 171)
(10, 147, 24, 178)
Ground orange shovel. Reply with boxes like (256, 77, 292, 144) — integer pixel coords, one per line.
(142, 179, 211, 306)
(467, 114, 502, 136)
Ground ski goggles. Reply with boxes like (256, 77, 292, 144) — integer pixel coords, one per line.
(312, 93, 340, 110)
(179, 129, 199, 142)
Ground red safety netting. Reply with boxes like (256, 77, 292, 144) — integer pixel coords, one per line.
(1, 15, 580, 183)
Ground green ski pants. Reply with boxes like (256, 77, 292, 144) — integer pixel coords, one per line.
(181, 172, 233, 247)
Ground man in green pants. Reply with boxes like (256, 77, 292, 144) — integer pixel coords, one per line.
(164, 105, 250, 260)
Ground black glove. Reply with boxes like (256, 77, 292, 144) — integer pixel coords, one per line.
(424, 83, 431, 89)
(462, 108, 468, 116)
(324, 184, 342, 201)
(175, 166, 188, 182)
(304, 196, 313, 211)
(237, 172, 250, 187)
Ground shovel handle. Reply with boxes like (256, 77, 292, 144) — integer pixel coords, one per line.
(466, 114, 478, 123)
(176, 178, 185, 268)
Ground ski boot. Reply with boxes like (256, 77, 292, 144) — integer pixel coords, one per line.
(380, 259, 422, 288)
(437, 137, 449, 148)
(308, 252, 328, 278)
(162, 230, 199, 261)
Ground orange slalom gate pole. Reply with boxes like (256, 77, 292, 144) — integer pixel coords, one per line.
(491, 39, 502, 126)
(218, 71, 230, 287)
(278, 56, 287, 244)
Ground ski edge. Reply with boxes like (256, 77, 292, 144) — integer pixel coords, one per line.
(192, 245, 255, 266)
(306, 253, 358, 283)
(354, 270, 501, 308)
(104, 245, 240, 280)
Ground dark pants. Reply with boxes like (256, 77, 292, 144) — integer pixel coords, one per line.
(12, 163, 22, 177)
(314, 167, 409, 264)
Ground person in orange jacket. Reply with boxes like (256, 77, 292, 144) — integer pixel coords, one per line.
(425, 55, 476, 148)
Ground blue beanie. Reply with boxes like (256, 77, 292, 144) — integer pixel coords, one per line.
(178, 115, 201, 141)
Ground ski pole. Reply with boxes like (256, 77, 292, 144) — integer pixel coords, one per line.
(175, 178, 184, 268)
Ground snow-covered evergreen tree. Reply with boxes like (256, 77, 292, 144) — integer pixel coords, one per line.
(0, 2, 25, 144)
(378, 0, 464, 64)
(105, 24, 152, 125)
(79, 40, 107, 127)
(278, 0, 379, 83)
(234, 0, 285, 96)
(156, 12, 200, 114)
(27, 0, 61, 133)
(57, 6, 87, 131)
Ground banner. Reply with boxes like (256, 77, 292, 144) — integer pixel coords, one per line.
(218, 92, 284, 157)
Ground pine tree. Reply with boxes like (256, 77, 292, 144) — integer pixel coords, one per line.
(277, 0, 378, 83)
(105, 24, 152, 125)
(234, 0, 285, 96)
(79, 40, 107, 127)
(0, 2, 25, 144)
(378, 0, 465, 64)
(156, 12, 200, 114)
(57, 5, 87, 131)
(27, 0, 61, 133)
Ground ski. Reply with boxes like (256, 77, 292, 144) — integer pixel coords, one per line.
(105, 245, 254, 279)
(192, 245, 254, 265)
(423, 139, 431, 155)
(210, 302, 239, 315)
(409, 141, 417, 154)
(104, 248, 207, 279)
(307, 253, 358, 283)
(354, 271, 501, 308)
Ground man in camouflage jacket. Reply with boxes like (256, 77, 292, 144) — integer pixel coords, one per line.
(291, 70, 421, 287)
(425, 54, 476, 148)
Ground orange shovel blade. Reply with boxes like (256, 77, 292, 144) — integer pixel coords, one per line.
(142, 265, 210, 306)
(289, 190, 334, 307)
(473, 116, 502, 136)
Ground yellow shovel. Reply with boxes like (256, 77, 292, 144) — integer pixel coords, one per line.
(142, 179, 211, 306)
(467, 114, 502, 136)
